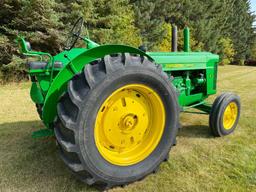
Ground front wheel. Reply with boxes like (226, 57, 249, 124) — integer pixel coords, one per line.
(209, 93, 241, 137)
(54, 54, 179, 189)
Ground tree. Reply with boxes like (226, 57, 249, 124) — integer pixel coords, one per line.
(163, 0, 226, 52)
(156, 23, 172, 52)
(12, 0, 64, 53)
(0, 0, 24, 65)
(217, 38, 235, 65)
(59, 0, 141, 47)
(228, 0, 255, 64)
(0, 0, 64, 82)
(132, 0, 166, 50)
(0, 0, 256, 82)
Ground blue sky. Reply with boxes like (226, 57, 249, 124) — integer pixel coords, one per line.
(251, 0, 256, 13)
(251, 0, 256, 25)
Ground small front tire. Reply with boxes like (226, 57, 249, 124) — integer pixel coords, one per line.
(209, 93, 241, 137)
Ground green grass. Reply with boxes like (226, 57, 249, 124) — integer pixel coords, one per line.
(0, 65, 256, 192)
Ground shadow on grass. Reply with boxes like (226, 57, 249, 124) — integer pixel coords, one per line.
(0, 120, 98, 192)
(178, 125, 213, 138)
(0, 120, 214, 191)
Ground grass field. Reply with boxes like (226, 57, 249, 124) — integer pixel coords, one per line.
(0, 65, 256, 192)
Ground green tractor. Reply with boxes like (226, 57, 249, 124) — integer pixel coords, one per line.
(17, 18, 241, 189)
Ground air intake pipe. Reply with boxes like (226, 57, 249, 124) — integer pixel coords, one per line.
(184, 27, 190, 52)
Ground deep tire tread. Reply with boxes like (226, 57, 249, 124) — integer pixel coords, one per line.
(54, 128, 77, 153)
(68, 73, 90, 102)
(56, 104, 76, 131)
(59, 150, 84, 172)
(84, 64, 97, 88)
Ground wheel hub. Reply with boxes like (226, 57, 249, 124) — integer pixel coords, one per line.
(223, 102, 238, 130)
(94, 84, 166, 166)
(120, 114, 138, 132)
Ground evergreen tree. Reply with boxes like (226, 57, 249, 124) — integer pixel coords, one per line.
(132, 0, 166, 50)
(0, 0, 64, 81)
(89, 0, 141, 46)
(228, 0, 255, 64)
(0, 0, 24, 65)
(163, 0, 225, 52)
(59, 0, 141, 46)
(0, 0, 256, 82)
(12, 0, 63, 53)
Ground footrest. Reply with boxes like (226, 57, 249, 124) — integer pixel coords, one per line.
(32, 129, 54, 138)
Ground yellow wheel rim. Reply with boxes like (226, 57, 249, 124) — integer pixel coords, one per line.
(223, 102, 238, 130)
(94, 84, 166, 166)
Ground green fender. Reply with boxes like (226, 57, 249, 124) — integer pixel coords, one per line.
(42, 44, 153, 126)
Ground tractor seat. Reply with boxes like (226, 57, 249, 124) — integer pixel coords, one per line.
(27, 61, 63, 70)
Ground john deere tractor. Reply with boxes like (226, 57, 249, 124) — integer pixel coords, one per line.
(17, 18, 241, 189)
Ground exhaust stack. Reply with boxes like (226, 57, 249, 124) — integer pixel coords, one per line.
(171, 25, 178, 52)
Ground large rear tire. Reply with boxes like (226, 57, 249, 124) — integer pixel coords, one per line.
(54, 53, 179, 189)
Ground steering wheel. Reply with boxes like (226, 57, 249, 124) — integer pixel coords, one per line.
(64, 17, 84, 50)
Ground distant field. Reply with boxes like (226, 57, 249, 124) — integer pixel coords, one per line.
(0, 65, 256, 192)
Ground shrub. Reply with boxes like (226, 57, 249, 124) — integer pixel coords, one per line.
(0, 55, 28, 83)
(217, 38, 235, 66)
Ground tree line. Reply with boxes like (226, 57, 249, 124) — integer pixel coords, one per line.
(0, 0, 255, 82)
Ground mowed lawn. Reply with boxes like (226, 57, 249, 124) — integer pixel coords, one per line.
(0, 65, 256, 192)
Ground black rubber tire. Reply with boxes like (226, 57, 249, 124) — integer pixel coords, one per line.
(209, 92, 241, 137)
(54, 53, 179, 189)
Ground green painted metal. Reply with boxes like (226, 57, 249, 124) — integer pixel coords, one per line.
(195, 103, 212, 113)
(17, 36, 53, 69)
(42, 45, 152, 125)
(184, 27, 190, 52)
(32, 129, 54, 138)
(30, 82, 44, 104)
(148, 51, 219, 107)
(17, 26, 220, 131)
(183, 102, 212, 115)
